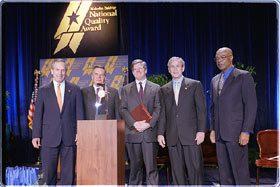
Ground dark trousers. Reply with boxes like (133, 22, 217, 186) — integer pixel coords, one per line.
(216, 140, 251, 185)
(126, 142, 158, 185)
(168, 141, 204, 185)
(41, 144, 75, 185)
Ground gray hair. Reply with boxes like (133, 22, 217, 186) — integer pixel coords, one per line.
(130, 59, 147, 70)
(167, 57, 185, 68)
(51, 59, 67, 69)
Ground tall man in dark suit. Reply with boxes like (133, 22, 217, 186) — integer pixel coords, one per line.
(120, 59, 160, 185)
(82, 65, 120, 120)
(210, 47, 257, 185)
(32, 59, 84, 185)
(158, 56, 206, 185)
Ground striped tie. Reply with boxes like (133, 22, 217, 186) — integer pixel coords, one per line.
(57, 83, 63, 111)
(218, 74, 225, 95)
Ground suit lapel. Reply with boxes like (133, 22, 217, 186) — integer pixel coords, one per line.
(131, 81, 141, 104)
(61, 82, 71, 114)
(213, 74, 221, 96)
(143, 81, 151, 106)
(49, 82, 60, 113)
(166, 82, 175, 106)
(88, 86, 97, 116)
(220, 69, 236, 96)
(177, 78, 190, 110)
(89, 86, 97, 103)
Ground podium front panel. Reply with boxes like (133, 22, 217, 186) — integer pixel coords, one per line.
(76, 120, 124, 185)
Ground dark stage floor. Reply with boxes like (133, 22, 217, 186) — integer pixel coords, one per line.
(124, 165, 278, 185)
(47, 165, 278, 185)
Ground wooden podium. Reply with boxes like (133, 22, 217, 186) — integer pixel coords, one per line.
(76, 120, 125, 185)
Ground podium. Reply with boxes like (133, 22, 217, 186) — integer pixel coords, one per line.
(76, 120, 125, 185)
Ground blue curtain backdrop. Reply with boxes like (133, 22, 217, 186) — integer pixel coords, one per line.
(2, 2, 277, 164)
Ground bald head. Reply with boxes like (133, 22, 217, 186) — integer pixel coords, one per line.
(216, 47, 233, 56)
(215, 47, 234, 72)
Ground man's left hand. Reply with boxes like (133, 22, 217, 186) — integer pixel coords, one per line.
(195, 132, 205, 145)
(239, 132, 250, 146)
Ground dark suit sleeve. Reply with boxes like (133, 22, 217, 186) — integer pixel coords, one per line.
(209, 79, 215, 131)
(194, 81, 206, 132)
(81, 88, 87, 118)
(114, 89, 121, 120)
(75, 87, 84, 133)
(158, 88, 166, 135)
(149, 86, 161, 128)
(119, 87, 136, 129)
(241, 73, 257, 133)
(32, 88, 44, 139)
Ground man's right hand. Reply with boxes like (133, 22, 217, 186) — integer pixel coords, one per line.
(210, 130, 216, 143)
(32, 138, 41, 149)
(133, 120, 147, 132)
(157, 135, 166, 148)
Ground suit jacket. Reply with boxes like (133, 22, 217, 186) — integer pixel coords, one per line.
(32, 81, 84, 147)
(82, 86, 120, 120)
(158, 77, 206, 146)
(210, 68, 257, 142)
(120, 80, 161, 143)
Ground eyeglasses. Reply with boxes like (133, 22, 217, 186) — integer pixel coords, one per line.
(214, 55, 232, 62)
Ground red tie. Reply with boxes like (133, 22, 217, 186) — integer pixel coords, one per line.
(139, 82, 144, 102)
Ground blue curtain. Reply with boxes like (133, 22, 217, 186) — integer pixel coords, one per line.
(2, 3, 277, 164)
(118, 3, 277, 131)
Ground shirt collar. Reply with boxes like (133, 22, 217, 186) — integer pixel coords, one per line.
(136, 79, 147, 85)
(172, 76, 184, 84)
(53, 80, 65, 87)
(222, 66, 235, 80)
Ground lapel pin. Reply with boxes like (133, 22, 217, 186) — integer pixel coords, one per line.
(68, 89, 71, 92)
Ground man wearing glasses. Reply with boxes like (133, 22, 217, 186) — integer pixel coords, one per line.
(210, 47, 257, 185)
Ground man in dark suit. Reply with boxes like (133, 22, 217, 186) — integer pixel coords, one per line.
(210, 47, 257, 185)
(32, 59, 84, 185)
(120, 59, 160, 185)
(82, 65, 120, 120)
(158, 56, 206, 185)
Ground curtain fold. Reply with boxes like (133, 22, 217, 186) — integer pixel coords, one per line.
(3, 2, 277, 141)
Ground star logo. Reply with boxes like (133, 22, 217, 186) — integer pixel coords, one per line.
(53, 1, 92, 54)
(68, 11, 79, 25)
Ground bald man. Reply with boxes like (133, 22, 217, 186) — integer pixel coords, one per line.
(210, 47, 257, 185)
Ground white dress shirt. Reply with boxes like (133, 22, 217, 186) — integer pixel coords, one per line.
(136, 79, 147, 92)
(53, 80, 65, 104)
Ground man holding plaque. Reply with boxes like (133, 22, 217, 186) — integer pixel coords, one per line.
(157, 57, 206, 185)
(120, 59, 161, 185)
(82, 65, 120, 120)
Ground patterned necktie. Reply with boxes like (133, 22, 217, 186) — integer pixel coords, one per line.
(139, 82, 144, 102)
(218, 73, 225, 95)
(57, 83, 63, 111)
(174, 81, 180, 105)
